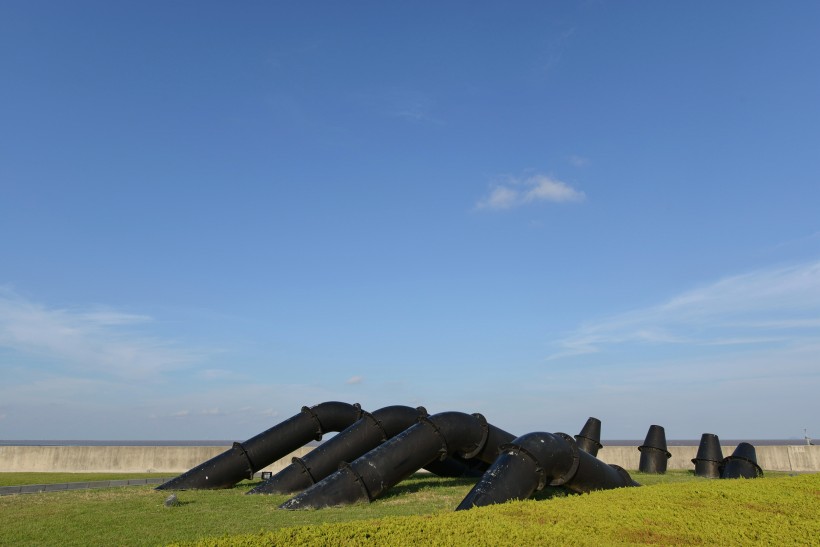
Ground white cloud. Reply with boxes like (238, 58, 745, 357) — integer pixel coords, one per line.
(548, 260, 820, 360)
(346, 375, 364, 385)
(258, 408, 279, 418)
(524, 176, 585, 203)
(200, 369, 233, 380)
(476, 174, 585, 211)
(0, 288, 199, 379)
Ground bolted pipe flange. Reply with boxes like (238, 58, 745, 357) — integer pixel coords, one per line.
(300, 406, 324, 441)
(460, 413, 490, 460)
(337, 461, 374, 501)
(290, 457, 317, 484)
(498, 442, 548, 491)
(232, 442, 256, 477)
(418, 416, 450, 461)
(548, 433, 580, 487)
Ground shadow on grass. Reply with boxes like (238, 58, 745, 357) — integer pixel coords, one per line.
(379, 475, 477, 500)
(532, 485, 572, 501)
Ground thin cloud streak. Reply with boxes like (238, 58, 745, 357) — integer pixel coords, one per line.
(0, 288, 199, 379)
(548, 260, 820, 360)
(476, 174, 585, 211)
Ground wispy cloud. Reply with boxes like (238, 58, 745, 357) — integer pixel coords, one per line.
(352, 86, 444, 125)
(346, 375, 364, 385)
(548, 261, 820, 360)
(0, 288, 199, 379)
(476, 174, 585, 211)
(391, 103, 444, 125)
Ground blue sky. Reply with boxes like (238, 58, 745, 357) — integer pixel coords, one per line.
(1, 1, 818, 441)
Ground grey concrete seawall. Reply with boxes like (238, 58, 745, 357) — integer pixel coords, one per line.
(0, 444, 817, 474)
(0, 445, 312, 474)
(597, 445, 819, 472)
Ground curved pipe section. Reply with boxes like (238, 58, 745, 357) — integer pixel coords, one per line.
(157, 401, 364, 490)
(279, 411, 515, 510)
(456, 431, 638, 510)
(248, 405, 427, 495)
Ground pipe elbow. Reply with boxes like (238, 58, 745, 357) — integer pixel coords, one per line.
(308, 401, 364, 433)
(420, 412, 484, 461)
(371, 405, 427, 437)
(505, 432, 579, 488)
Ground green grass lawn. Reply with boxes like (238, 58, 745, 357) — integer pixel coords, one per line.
(0, 471, 816, 546)
(0, 473, 171, 487)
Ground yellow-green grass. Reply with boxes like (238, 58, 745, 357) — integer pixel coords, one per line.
(1, 471, 816, 546)
(183, 473, 820, 547)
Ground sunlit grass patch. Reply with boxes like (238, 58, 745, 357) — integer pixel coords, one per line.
(0, 472, 170, 487)
(183, 473, 819, 547)
(1, 471, 816, 546)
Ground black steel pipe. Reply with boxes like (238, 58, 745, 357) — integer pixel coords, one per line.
(157, 401, 364, 490)
(248, 405, 427, 495)
(638, 424, 671, 474)
(721, 442, 763, 479)
(279, 411, 515, 510)
(692, 433, 723, 478)
(456, 431, 638, 510)
(574, 417, 603, 457)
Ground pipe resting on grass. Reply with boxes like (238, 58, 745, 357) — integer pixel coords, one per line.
(456, 431, 639, 510)
(157, 401, 364, 490)
(248, 405, 485, 495)
(279, 411, 515, 510)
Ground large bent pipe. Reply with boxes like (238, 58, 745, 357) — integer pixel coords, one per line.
(249, 405, 486, 495)
(280, 411, 515, 509)
(157, 401, 364, 490)
(248, 405, 426, 495)
(456, 431, 638, 510)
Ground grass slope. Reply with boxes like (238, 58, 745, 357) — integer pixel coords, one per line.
(186, 473, 820, 547)
(0, 472, 816, 546)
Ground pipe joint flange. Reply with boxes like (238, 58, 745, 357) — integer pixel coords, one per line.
(460, 413, 490, 460)
(301, 406, 324, 441)
(548, 432, 580, 487)
(638, 444, 672, 459)
(232, 441, 257, 477)
(419, 416, 450, 461)
(291, 456, 318, 484)
(338, 461, 374, 501)
(721, 456, 763, 476)
(352, 402, 364, 420)
(691, 457, 722, 465)
(575, 434, 603, 450)
(499, 442, 548, 491)
(362, 410, 389, 442)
